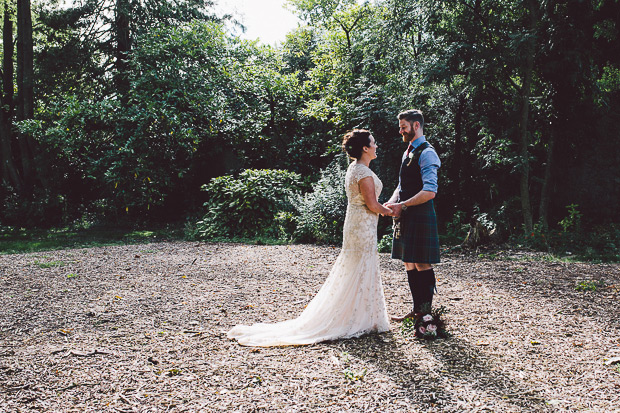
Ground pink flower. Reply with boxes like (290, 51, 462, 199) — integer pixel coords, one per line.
(423, 314, 433, 322)
(418, 326, 426, 335)
(427, 324, 437, 332)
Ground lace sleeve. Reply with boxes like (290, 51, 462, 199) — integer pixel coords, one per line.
(351, 164, 373, 184)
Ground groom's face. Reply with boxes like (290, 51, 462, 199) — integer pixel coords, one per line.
(399, 119, 417, 142)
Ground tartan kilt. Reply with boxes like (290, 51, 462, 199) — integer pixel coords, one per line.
(391, 200, 440, 264)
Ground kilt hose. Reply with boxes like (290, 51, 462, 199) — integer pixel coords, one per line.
(391, 200, 440, 264)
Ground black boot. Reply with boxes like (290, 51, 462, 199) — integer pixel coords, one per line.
(416, 268, 436, 315)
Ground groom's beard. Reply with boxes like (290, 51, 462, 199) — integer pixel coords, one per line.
(401, 132, 415, 142)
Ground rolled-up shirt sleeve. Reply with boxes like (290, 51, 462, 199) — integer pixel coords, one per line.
(419, 149, 441, 193)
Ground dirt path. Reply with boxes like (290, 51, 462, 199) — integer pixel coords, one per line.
(1, 242, 619, 412)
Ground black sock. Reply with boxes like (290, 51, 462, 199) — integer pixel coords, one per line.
(416, 268, 436, 314)
(407, 268, 418, 312)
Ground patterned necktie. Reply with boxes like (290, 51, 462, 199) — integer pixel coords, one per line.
(405, 144, 414, 157)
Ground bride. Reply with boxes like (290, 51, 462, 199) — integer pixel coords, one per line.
(228, 129, 394, 347)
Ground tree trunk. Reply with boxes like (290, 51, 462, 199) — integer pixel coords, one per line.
(538, 128, 555, 229)
(451, 94, 465, 205)
(115, 0, 131, 104)
(2, 3, 13, 117)
(0, 116, 19, 188)
(0, 3, 20, 190)
(517, 0, 538, 234)
(16, 0, 35, 191)
(16, 0, 32, 120)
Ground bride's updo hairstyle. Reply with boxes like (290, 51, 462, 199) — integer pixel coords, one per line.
(342, 129, 371, 160)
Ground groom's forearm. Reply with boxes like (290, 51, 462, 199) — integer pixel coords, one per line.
(401, 190, 435, 207)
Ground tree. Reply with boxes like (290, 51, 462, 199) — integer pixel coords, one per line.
(35, 0, 221, 101)
(3, 0, 618, 236)
(1, 0, 38, 195)
(21, 20, 309, 218)
(16, 0, 36, 191)
(114, 0, 131, 102)
(0, 0, 19, 190)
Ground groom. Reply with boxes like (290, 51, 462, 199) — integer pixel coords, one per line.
(385, 109, 441, 321)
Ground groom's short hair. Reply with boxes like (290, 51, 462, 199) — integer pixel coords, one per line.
(398, 110, 424, 129)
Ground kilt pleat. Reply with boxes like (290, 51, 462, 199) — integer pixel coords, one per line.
(391, 200, 440, 264)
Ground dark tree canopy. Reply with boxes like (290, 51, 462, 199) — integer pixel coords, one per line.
(0, 0, 618, 258)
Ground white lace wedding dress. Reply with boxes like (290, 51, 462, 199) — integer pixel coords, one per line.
(227, 162, 390, 346)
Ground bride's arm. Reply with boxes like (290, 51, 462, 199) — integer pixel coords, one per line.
(359, 177, 393, 216)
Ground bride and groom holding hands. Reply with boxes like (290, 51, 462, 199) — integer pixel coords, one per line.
(228, 109, 442, 347)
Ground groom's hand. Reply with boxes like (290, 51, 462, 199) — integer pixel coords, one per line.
(382, 202, 392, 217)
(385, 202, 402, 218)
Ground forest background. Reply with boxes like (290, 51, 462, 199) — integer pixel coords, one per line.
(0, 0, 619, 261)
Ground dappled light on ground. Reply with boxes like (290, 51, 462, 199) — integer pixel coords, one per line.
(1, 243, 618, 411)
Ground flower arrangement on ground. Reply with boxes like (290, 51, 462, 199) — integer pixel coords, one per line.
(401, 305, 450, 340)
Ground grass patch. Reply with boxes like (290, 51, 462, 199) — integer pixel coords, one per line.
(474, 250, 586, 263)
(507, 254, 574, 263)
(200, 235, 293, 246)
(478, 252, 500, 260)
(343, 368, 367, 382)
(575, 279, 606, 292)
(0, 225, 183, 255)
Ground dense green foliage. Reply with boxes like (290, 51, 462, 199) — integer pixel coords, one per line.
(291, 160, 348, 243)
(0, 0, 618, 259)
(18, 20, 307, 222)
(193, 169, 303, 239)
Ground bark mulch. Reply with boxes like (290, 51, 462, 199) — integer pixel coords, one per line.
(1, 242, 619, 412)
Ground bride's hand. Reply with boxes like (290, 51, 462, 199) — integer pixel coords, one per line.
(382, 206, 394, 217)
(384, 202, 402, 218)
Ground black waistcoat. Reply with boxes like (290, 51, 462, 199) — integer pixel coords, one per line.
(399, 141, 431, 202)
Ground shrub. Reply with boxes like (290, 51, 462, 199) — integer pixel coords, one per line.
(378, 233, 393, 253)
(194, 169, 303, 239)
(292, 161, 347, 244)
(521, 222, 549, 250)
(445, 210, 470, 243)
(564, 224, 620, 262)
(559, 204, 582, 233)
(1, 185, 64, 228)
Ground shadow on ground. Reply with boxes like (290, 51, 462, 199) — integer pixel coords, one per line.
(340, 331, 551, 412)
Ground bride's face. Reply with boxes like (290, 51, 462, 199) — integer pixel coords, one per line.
(365, 136, 377, 159)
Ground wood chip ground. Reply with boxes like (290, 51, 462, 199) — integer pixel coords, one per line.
(1, 242, 619, 412)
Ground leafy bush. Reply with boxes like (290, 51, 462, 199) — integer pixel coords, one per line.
(193, 169, 303, 239)
(520, 222, 549, 250)
(445, 210, 469, 243)
(292, 161, 347, 244)
(512, 220, 620, 263)
(504, 204, 620, 262)
(1, 185, 65, 228)
(562, 224, 620, 262)
(378, 233, 393, 253)
(492, 197, 523, 239)
(559, 204, 582, 233)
